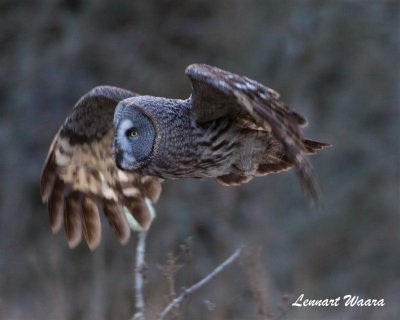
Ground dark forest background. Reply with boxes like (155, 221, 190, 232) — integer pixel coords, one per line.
(0, 1, 399, 319)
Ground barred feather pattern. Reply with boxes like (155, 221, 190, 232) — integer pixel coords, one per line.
(41, 65, 330, 250)
(185, 64, 330, 202)
(41, 124, 161, 250)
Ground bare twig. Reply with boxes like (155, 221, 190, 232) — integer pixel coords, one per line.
(159, 252, 182, 319)
(127, 199, 156, 320)
(243, 246, 269, 319)
(157, 247, 243, 320)
(131, 230, 148, 320)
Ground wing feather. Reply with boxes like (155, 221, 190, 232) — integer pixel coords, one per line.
(40, 86, 162, 249)
(103, 201, 130, 244)
(48, 177, 65, 233)
(82, 197, 101, 250)
(186, 64, 330, 203)
(41, 134, 60, 203)
(64, 192, 83, 248)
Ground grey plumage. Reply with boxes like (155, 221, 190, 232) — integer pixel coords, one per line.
(114, 64, 329, 197)
(41, 64, 329, 249)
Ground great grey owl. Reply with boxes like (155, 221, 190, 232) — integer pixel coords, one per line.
(41, 64, 329, 249)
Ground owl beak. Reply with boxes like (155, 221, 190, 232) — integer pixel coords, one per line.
(113, 142, 124, 170)
(114, 145, 121, 155)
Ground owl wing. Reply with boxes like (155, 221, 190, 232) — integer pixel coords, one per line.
(40, 86, 162, 250)
(186, 64, 329, 203)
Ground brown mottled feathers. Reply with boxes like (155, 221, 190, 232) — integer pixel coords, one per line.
(40, 86, 162, 249)
(41, 65, 329, 249)
(186, 64, 330, 202)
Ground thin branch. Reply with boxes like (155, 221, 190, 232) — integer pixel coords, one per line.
(131, 230, 148, 320)
(157, 247, 243, 320)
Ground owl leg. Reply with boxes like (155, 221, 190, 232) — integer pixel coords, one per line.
(215, 158, 256, 186)
(216, 174, 253, 186)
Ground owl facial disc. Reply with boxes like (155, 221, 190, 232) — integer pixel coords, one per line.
(113, 105, 156, 171)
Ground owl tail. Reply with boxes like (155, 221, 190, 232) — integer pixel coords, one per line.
(256, 139, 331, 176)
(302, 139, 331, 155)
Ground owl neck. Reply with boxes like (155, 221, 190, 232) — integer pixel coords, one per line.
(135, 98, 197, 177)
(137, 98, 237, 179)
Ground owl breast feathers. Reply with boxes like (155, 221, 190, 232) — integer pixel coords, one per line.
(41, 64, 330, 249)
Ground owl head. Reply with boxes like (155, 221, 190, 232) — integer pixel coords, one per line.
(113, 97, 160, 171)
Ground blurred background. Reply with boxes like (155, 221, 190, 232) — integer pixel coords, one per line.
(0, 1, 399, 319)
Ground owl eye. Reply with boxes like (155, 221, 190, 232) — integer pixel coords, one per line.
(126, 127, 138, 138)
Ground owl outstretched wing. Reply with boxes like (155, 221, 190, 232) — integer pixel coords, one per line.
(40, 86, 162, 250)
(186, 64, 329, 203)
